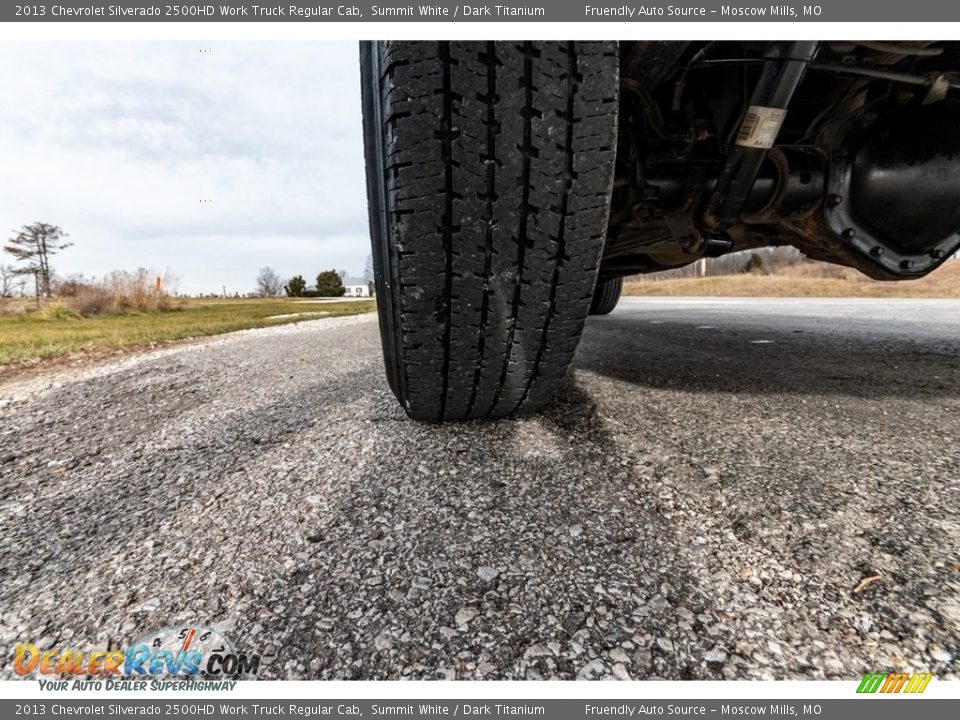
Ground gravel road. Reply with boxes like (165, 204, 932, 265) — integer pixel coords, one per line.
(1, 298, 958, 681)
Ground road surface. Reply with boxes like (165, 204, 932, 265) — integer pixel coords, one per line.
(1, 298, 957, 680)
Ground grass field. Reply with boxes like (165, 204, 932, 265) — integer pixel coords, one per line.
(2, 260, 956, 373)
(0, 297, 376, 369)
(624, 260, 960, 298)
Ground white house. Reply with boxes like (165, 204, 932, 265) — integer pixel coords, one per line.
(342, 277, 373, 297)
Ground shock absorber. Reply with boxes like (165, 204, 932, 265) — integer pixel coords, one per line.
(704, 41, 820, 231)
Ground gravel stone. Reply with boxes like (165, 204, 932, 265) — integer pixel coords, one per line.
(524, 643, 553, 659)
(649, 593, 672, 609)
(703, 648, 728, 664)
(609, 647, 631, 664)
(476, 566, 499, 582)
(454, 608, 477, 627)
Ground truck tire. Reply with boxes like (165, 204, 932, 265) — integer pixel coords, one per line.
(589, 277, 623, 315)
(361, 41, 619, 421)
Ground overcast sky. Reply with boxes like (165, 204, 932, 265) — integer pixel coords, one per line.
(0, 42, 369, 295)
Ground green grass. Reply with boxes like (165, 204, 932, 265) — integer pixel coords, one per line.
(0, 298, 376, 367)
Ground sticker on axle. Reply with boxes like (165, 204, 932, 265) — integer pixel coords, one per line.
(736, 105, 788, 149)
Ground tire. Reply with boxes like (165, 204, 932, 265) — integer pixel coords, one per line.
(589, 277, 623, 315)
(361, 41, 619, 421)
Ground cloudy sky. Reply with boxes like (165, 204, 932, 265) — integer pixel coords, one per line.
(0, 42, 369, 295)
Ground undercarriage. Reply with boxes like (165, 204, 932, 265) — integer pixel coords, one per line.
(604, 41, 960, 281)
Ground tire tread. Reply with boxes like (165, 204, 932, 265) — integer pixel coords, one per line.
(365, 41, 618, 420)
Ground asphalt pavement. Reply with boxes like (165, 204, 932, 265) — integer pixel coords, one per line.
(1, 298, 957, 680)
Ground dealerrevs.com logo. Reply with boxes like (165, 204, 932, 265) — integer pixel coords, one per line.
(857, 672, 934, 694)
(13, 626, 260, 688)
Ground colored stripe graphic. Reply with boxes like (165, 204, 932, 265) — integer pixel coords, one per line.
(857, 673, 886, 693)
(880, 673, 908, 693)
(904, 673, 934, 694)
(857, 672, 933, 694)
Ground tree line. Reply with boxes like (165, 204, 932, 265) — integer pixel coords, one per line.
(255, 256, 374, 298)
(255, 268, 347, 297)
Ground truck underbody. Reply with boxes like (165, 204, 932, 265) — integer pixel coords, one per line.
(603, 41, 960, 282)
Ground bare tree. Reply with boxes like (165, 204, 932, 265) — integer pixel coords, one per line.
(364, 253, 374, 281)
(254, 266, 284, 297)
(0, 264, 15, 298)
(3, 222, 72, 299)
